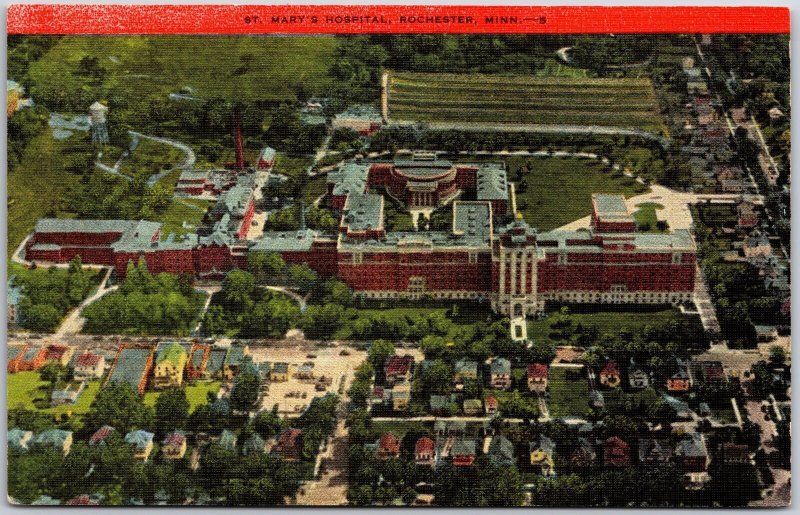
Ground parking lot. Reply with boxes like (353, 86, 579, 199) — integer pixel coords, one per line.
(249, 344, 368, 416)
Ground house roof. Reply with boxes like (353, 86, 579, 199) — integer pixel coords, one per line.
(454, 359, 478, 374)
(75, 352, 102, 368)
(490, 358, 511, 375)
(8, 427, 31, 450)
(639, 438, 672, 462)
(109, 345, 154, 391)
(378, 432, 400, 454)
(531, 435, 555, 454)
(90, 425, 115, 445)
(415, 437, 435, 455)
(33, 429, 72, 448)
(451, 438, 476, 456)
(242, 433, 265, 455)
(45, 344, 71, 361)
(476, 163, 509, 201)
(385, 355, 414, 376)
(675, 433, 707, 458)
(218, 429, 237, 450)
(485, 395, 498, 408)
(276, 428, 303, 452)
(224, 345, 248, 367)
(8, 344, 26, 362)
(156, 342, 188, 367)
(463, 399, 482, 410)
(206, 348, 227, 373)
(124, 430, 154, 450)
(430, 395, 449, 410)
(163, 431, 186, 447)
(488, 435, 515, 463)
(528, 363, 549, 379)
(601, 361, 620, 376)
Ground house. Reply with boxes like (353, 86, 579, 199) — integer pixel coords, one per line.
(453, 359, 478, 387)
(392, 390, 411, 411)
(377, 432, 401, 459)
(485, 395, 498, 415)
(223, 344, 250, 379)
(570, 437, 596, 468)
(7, 276, 23, 326)
(44, 344, 75, 366)
(270, 362, 290, 382)
(661, 393, 693, 419)
(599, 361, 621, 388)
(257, 146, 276, 170)
(275, 428, 303, 461)
(242, 433, 266, 455)
(7, 343, 27, 373)
(675, 433, 709, 473)
(66, 495, 100, 506)
(490, 358, 512, 389)
(463, 398, 482, 416)
(755, 325, 779, 343)
(603, 436, 631, 467)
(667, 360, 691, 392)
(488, 435, 515, 467)
(589, 390, 605, 410)
(527, 363, 549, 392)
(162, 431, 187, 459)
(720, 178, 746, 194)
(451, 438, 477, 467)
(107, 344, 155, 395)
(205, 347, 228, 378)
(50, 380, 86, 406)
(639, 438, 672, 465)
(737, 200, 759, 229)
(218, 429, 238, 451)
(720, 442, 751, 465)
(186, 343, 211, 380)
(31, 495, 61, 505)
(434, 420, 466, 437)
(125, 430, 155, 461)
(385, 355, 414, 385)
(89, 425, 115, 446)
(529, 436, 556, 476)
(628, 360, 649, 389)
(415, 437, 435, 466)
(152, 342, 188, 389)
(701, 361, 726, 383)
(72, 352, 106, 380)
(430, 395, 451, 415)
(8, 427, 32, 452)
(32, 429, 73, 456)
(331, 104, 383, 136)
(18, 345, 47, 372)
(743, 231, 772, 258)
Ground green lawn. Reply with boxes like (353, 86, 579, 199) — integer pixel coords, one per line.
(7, 131, 85, 257)
(143, 380, 221, 411)
(370, 420, 429, 440)
(156, 200, 208, 238)
(8, 371, 101, 416)
(27, 35, 336, 109)
(510, 156, 648, 230)
(298, 176, 327, 204)
(119, 138, 184, 178)
(633, 202, 667, 232)
(275, 153, 313, 178)
(547, 366, 591, 418)
(528, 306, 686, 341)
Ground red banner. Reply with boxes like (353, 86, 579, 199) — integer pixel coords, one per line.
(8, 5, 790, 35)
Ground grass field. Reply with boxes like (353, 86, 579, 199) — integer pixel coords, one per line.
(388, 71, 663, 132)
(509, 156, 648, 230)
(7, 132, 85, 257)
(8, 372, 101, 416)
(143, 380, 221, 411)
(547, 366, 591, 418)
(298, 176, 327, 204)
(27, 36, 337, 107)
(528, 306, 688, 342)
(118, 139, 184, 178)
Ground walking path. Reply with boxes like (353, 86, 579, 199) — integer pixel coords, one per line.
(55, 268, 116, 337)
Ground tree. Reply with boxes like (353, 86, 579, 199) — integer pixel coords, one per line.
(39, 362, 70, 388)
(367, 339, 395, 372)
(222, 269, 256, 306)
(769, 345, 786, 367)
(230, 368, 261, 413)
(248, 252, 285, 283)
(23, 304, 62, 332)
(252, 407, 286, 439)
(154, 387, 189, 438)
(84, 382, 153, 434)
(288, 263, 318, 293)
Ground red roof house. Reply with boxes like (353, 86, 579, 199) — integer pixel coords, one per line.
(377, 432, 401, 459)
(415, 437, 435, 466)
(274, 428, 303, 461)
(603, 436, 631, 467)
(485, 395, 498, 415)
(599, 361, 621, 388)
(384, 355, 414, 385)
(89, 425, 115, 446)
(44, 344, 75, 366)
(527, 363, 549, 392)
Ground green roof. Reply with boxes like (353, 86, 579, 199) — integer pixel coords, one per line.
(156, 343, 188, 366)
